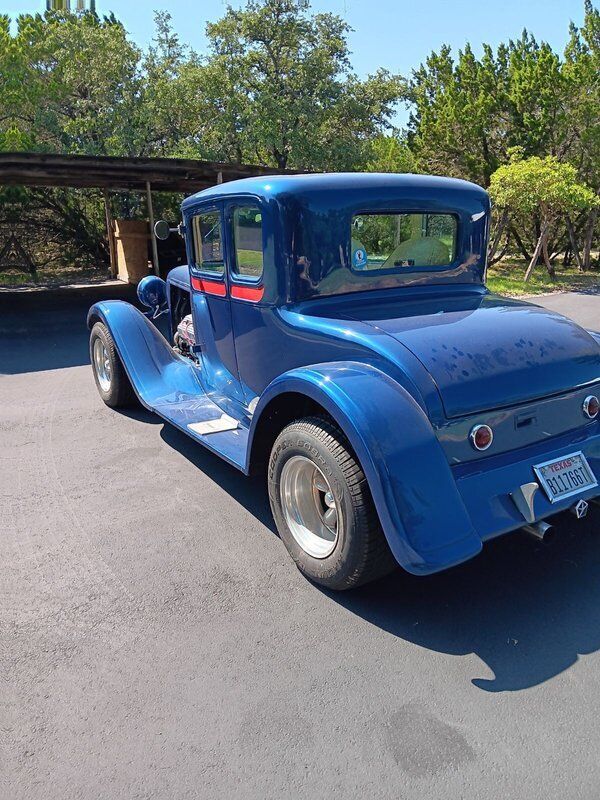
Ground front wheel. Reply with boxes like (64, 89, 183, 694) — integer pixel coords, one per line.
(268, 416, 396, 590)
(90, 321, 137, 408)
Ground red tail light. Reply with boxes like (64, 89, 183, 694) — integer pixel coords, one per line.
(583, 395, 599, 419)
(470, 424, 493, 451)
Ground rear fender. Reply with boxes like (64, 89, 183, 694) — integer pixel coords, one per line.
(87, 300, 203, 408)
(249, 362, 481, 575)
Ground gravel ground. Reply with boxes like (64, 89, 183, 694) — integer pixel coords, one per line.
(2, 287, 600, 800)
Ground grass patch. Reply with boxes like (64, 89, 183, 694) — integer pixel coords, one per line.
(0, 262, 109, 289)
(235, 248, 263, 277)
(487, 260, 600, 297)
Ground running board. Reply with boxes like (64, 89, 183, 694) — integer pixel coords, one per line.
(152, 393, 249, 471)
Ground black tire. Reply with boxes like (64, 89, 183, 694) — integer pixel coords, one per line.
(268, 416, 397, 590)
(89, 321, 137, 408)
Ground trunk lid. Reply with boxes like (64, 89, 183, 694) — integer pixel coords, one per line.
(347, 293, 600, 419)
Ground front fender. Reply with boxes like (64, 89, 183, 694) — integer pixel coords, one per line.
(588, 330, 600, 346)
(88, 300, 203, 408)
(249, 362, 481, 575)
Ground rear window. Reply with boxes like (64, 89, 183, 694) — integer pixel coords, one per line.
(351, 212, 457, 272)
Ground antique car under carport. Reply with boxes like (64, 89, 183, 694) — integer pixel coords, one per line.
(88, 173, 600, 590)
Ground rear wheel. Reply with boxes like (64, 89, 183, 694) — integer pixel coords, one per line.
(90, 322, 137, 408)
(268, 416, 396, 590)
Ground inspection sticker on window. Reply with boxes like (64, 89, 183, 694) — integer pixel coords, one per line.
(352, 248, 368, 268)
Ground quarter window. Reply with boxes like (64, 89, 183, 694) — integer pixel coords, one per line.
(191, 211, 223, 274)
(232, 206, 264, 279)
(351, 213, 457, 272)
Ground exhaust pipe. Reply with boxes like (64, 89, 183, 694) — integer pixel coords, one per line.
(523, 520, 554, 542)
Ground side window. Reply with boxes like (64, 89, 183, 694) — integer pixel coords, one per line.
(191, 210, 223, 274)
(232, 206, 264, 279)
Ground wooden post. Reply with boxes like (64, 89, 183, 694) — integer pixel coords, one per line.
(103, 189, 117, 278)
(146, 180, 160, 276)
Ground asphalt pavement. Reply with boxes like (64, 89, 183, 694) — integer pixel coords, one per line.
(2, 286, 600, 799)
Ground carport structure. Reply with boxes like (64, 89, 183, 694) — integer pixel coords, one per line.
(0, 152, 289, 277)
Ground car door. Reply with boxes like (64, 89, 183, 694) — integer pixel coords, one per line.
(186, 202, 242, 397)
(224, 199, 266, 403)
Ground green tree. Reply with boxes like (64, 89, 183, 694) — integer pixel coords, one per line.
(407, 32, 569, 187)
(407, 43, 507, 186)
(21, 10, 144, 156)
(184, 0, 401, 169)
(365, 134, 415, 173)
(0, 10, 152, 276)
(141, 12, 197, 158)
(407, 7, 599, 267)
(563, 1, 600, 268)
(505, 32, 566, 159)
(489, 155, 598, 280)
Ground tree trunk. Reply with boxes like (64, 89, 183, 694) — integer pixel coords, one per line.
(542, 231, 555, 279)
(524, 219, 549, 282)
(490, 234, 511, 266)
(565, 215, 584, 271)
(563, 243, 572, 267)
(509, 224, 532, 262)
(488, 209, 508, 263)
(583, 208, 598, 271)
(395, 214, 403, 247)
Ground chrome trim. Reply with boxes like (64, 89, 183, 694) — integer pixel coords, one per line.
(510, 482, 539, 523)
(469, 423, 493, 451)
(583, 395, 599, 419)
(280, 455, 339, 559)
(533, 450, 598, 504)
(571, 499, 589, 519)
(523, 521, 554, 541)
(93, 337, 111, 392)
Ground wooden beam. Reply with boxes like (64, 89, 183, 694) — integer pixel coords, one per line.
(102, 189, 117, 278)
(146, 181, 160, 277)
(0, 152, 296, 192)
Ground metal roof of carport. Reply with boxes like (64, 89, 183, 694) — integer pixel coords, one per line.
(0, 151, 292, 192)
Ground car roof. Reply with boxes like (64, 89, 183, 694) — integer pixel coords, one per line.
(181, 172, 487, 210)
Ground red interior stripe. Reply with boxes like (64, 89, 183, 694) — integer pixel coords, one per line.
(230, 284, 265, 303)
(191, 276, 227, 297)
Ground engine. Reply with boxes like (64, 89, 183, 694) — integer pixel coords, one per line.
(174, 314, 197, 359)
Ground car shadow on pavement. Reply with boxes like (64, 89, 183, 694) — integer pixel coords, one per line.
(0, 284, 139, 375)
(159, 421, 277, 533)
(124, 413, 600, 694)
(0, 308, 92, 374)
(326, 508, 600, 693)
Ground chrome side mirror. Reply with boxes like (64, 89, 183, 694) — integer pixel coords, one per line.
(154, 220, 171, 240)
(154, 220, 186, 240)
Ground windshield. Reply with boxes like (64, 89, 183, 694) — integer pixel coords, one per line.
(351, 212, 457, 272)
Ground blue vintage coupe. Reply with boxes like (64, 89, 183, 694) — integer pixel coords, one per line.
(89, 173, 600, 589)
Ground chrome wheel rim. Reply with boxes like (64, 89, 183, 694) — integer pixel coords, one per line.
(93, 337, 112, 392)
(280, 455, 340, 559)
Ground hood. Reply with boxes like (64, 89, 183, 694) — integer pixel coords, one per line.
(346, 293, 600, 419)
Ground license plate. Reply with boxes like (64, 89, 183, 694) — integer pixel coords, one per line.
(533, 451, 597, 503)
